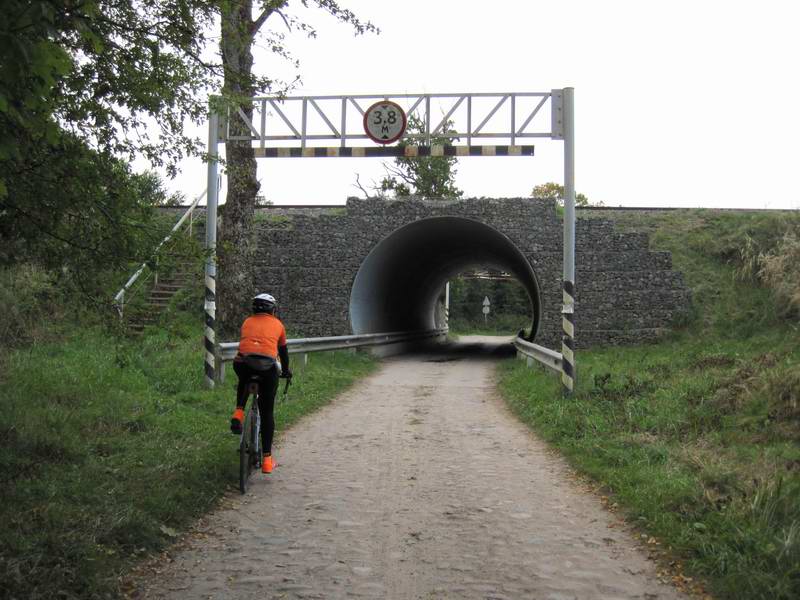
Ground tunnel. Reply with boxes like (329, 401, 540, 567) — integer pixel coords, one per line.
(349, 216, 542, 340)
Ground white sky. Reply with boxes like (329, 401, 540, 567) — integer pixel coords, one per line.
(167, 0, 800, 209)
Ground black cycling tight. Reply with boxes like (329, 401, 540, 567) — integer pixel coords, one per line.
(233, 361, 279, 455)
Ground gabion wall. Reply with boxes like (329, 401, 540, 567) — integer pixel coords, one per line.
(250, 198, 691, 349)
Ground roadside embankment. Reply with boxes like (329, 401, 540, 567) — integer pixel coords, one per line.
(0, 316, 377, 600)
(499, 209, 800, 600)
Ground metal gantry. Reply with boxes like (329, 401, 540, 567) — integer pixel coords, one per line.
(222, 91, 564, 148)
(204, 89, 576, 394)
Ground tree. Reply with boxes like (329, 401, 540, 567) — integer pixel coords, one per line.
(216, 0, 377, 336)
(531, 182, 598, 207)
(0, 0, 222, 304)
(1, 0, 217, 186)
(0, 0, 376, 330)
(0, 132, 182, 299)
(371, 115, 463, 200)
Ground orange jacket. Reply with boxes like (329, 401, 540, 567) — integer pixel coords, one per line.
(238, 313, 287, 358)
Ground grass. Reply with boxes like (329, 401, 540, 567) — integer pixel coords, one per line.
(0, 313, 377, 600)
(448, 314, 529, 337)
(497, 209, 800, 600)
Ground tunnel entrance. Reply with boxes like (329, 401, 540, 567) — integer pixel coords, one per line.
(349, 217, 541, 340)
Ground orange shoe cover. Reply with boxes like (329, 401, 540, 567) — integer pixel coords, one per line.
(262, 455, 276, 474)
(230, 408, 244, 434)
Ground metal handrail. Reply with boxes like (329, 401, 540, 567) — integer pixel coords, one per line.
(512, 336, 563, 373)
(219, 328, 449, 361)
(113, 190, 207, 316)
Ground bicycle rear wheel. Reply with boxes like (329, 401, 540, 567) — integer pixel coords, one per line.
(239, 407, 255, 494)
(251, 409, 263, 470)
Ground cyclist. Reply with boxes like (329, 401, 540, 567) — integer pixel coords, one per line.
(230, 293, 291, 474)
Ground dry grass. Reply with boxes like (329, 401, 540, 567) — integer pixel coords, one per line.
(758, 231, 800, 317)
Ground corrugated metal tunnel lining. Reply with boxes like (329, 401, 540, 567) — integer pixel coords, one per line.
(349, 216, 541, 339)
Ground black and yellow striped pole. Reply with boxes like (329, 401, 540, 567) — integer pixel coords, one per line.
(204, 109, 220, 388)
(560, 87, 576, 395)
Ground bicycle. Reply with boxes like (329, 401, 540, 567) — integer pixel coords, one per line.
(238, 375, 292, 494)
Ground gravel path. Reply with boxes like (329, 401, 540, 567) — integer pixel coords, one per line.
(136, 339, 688, 599)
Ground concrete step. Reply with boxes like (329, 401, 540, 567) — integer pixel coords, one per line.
(136, 313, 159, 321)
(158, 275, 198, 285)
(152, 283, 185, 291)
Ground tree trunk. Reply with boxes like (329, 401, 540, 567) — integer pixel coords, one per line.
(217, 0, 260, 338)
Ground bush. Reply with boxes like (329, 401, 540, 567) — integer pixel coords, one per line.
(737, 226, 800, 319)
(758, 232, 800, 318)
(0, 264, 63, 348)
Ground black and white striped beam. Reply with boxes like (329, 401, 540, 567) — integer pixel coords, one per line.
(561, 280, 576, 393)
(204, 273, 216, 388)
(253, 145, 535, 158)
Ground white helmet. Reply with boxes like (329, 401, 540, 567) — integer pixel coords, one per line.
(252, 293, 276, 314)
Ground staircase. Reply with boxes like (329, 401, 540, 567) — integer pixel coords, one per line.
(127, 262, 198, 333)
(114, 195, 208, 335)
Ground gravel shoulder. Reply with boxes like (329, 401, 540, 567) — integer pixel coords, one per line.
(133, 342, 689, 600)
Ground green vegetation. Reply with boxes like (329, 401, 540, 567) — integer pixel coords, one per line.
(324, 207, 348, 216)
(449, 314, 528, 337)
(0, 312, 377, 599)
(358, 115, 463, 200)
(253, 212, 292, 226)
(499, 209, 800, 600)
(531, 181, 595, 206)
(448, 276, 531, 336)
(1, 0, 376, 337)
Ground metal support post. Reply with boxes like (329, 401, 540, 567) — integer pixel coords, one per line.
(204, 109, 220, 389)
(445, 281, 450, 327)
(561, 87, 576, 395)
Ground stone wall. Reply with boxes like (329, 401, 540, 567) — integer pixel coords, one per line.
(251, 198, 691, 348)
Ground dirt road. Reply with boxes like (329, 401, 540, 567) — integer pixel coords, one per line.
(137, 338, 687, 599)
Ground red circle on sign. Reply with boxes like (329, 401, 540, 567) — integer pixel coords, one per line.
(363, 100, 407, 145)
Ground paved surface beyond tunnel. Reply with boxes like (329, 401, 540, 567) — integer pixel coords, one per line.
(136, 337, 687, 599)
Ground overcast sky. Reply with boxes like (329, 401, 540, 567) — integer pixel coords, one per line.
(167, 0, 800, 209)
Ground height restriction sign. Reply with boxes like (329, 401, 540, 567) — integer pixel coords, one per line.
(363, 100, 407, 144)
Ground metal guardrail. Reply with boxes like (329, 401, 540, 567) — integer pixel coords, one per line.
(113, 189, 207, 317)
(512, 336, 563, 373)
(219, 328, 449, 362)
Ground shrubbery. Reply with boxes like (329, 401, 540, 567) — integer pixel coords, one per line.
(733, 214, 800, 318)
(449, 276, 532, 328)
(750, 231, 800, 317)
(0, 263, 64, 348)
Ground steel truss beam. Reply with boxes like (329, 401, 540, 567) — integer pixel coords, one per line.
(220, 92, 564, 148)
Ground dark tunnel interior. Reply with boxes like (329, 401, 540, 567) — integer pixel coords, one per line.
(349, 217, 541, 339)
